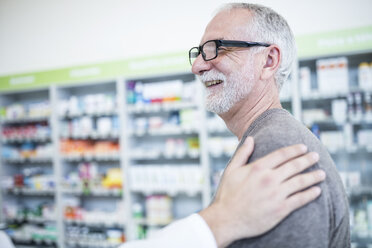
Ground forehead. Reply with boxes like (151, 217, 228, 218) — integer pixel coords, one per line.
(202, 8, 254, 42)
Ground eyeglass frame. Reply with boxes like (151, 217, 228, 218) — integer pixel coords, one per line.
(189, 39, 271, 65)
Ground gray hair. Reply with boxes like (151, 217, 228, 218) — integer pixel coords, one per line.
(217, 3, 296, 90)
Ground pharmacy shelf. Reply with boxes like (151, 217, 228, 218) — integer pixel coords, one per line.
(328, 146, 372, 155)
(65, 240, 120, 248)
(5, 188, 55, 196)
(55, 81, 124, 248)
(59, 110, 118, 119)
(207, 128, 232, 135)
(60, 132, 119, 140)
(64, 219, 124, 228)
(61, 188, 122, 197)
(6, 217, 56, 224)
(129, 126, 199, 137)
(127, 101, 197, 114)
(0, 89, 57, 246)
(2, 157, 53, 163)
(279, 96, 292, 102)
(61, 153, 120, 162)
(209, 151, 235, 158)
(351, 235, 372, 247)
(0, 116, 50, 124)
(2, 136, 51, 143)
(347, 186, 372, 198)
(301, 88, 372, 101)
(305, 119, 372, 127)
(133, 218, 172, 227)
(122, 74, 211, 241)
(130, 152, 200, 160)
(12, 239, 57, 248)
(131, 188, 202, 197)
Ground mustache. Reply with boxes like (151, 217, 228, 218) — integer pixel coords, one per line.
(199, 71, 226, 83)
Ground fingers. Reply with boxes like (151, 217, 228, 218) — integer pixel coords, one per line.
(254, 144, 308, 170)
(281, 186, 322, 218)
(274, 152, 319, 182)
(228, 136, 254, 170)
(281, 169, 326, 197)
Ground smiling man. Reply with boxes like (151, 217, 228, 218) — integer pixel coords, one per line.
(190, 3, 350, 248)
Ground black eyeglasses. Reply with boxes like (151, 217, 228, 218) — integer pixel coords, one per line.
(189, 39, 270, 66)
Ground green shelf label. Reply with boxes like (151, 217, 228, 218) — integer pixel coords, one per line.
(296, 25, 372, 58)
(0, 51, 190, 92)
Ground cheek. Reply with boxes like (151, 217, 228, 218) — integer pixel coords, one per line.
(213, 54, 257, 81)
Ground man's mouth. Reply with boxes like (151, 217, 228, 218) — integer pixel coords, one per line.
(205, 80, 223, 87)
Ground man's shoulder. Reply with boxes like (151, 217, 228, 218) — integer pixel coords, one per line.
(246, 109, 318, 157)
(249, 109, 307, 138)
(233, 109, 350, 248)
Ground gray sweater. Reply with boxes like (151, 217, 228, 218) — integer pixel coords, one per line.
(228, 108, 350, 248)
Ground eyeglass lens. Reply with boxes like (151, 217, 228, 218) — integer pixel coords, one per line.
(189, 41, 218, 66)
(202, 41, 217, 60)
(189, 48, 199, 66)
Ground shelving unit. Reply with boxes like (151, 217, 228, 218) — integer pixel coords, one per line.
(55, 81, 125, 248)
(120, 73, 210, 240)
(0, 88, 57, 248)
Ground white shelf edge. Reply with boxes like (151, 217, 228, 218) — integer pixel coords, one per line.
(59, 109, 118, 119)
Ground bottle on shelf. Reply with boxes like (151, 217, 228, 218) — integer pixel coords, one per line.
(358, 62, 372, 90)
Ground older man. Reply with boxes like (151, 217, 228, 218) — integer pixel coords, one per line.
(190, 3, 350, 248)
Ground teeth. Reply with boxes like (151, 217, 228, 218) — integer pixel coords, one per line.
(205, 80, 223, 87)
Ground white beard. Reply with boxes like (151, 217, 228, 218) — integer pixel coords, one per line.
(199, 63, 255, 114)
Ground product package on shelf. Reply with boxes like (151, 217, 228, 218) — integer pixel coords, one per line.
(6, 223, 57, 245)
(64, 200, 125, 227)
(316, 57, 349, 95)
(129, 109, 200, 136)
(145, 195, 173, 226)
(207, 114, 229, 133)
(3, 202, 56, 223)
(126, 80, 199, 111)
(130, 137, 199, 160)
(358, 62, 372, 91)
(61, 115, 119, 138)
(60, 139, 120, 160)
(0, 101, 50, 121)
(1, 167, 55, 193)
(65, 225, 125, 247)
(62, 162, 123, 195)
(129, 165, 203, 195)
(131, 195, 173, 239)
(1, 143, 53, 161)
(208, 137, 238, 158)
(300, 66, 312, 97)
(59, 93, 116, 117)
(2, 123, 51, 141)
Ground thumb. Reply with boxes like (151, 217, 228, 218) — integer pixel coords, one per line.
(228, 136, 254, 170)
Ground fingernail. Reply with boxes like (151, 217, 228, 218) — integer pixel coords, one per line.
(318, 170, 326, 179)
(312, 152, 319, 161)
(313, 186, 321, 195)
(299, 144, 307, 152)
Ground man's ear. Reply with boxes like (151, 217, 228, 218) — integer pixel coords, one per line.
(260, 45, 281, 80)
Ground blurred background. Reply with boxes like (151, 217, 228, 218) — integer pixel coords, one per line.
(0, 0, 372, 248)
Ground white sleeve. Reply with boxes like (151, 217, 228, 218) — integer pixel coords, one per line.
(120, 213, 217, 248)
(0, 231, 15, 248)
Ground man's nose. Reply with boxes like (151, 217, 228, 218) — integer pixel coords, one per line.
(191, 54, 212, 75)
